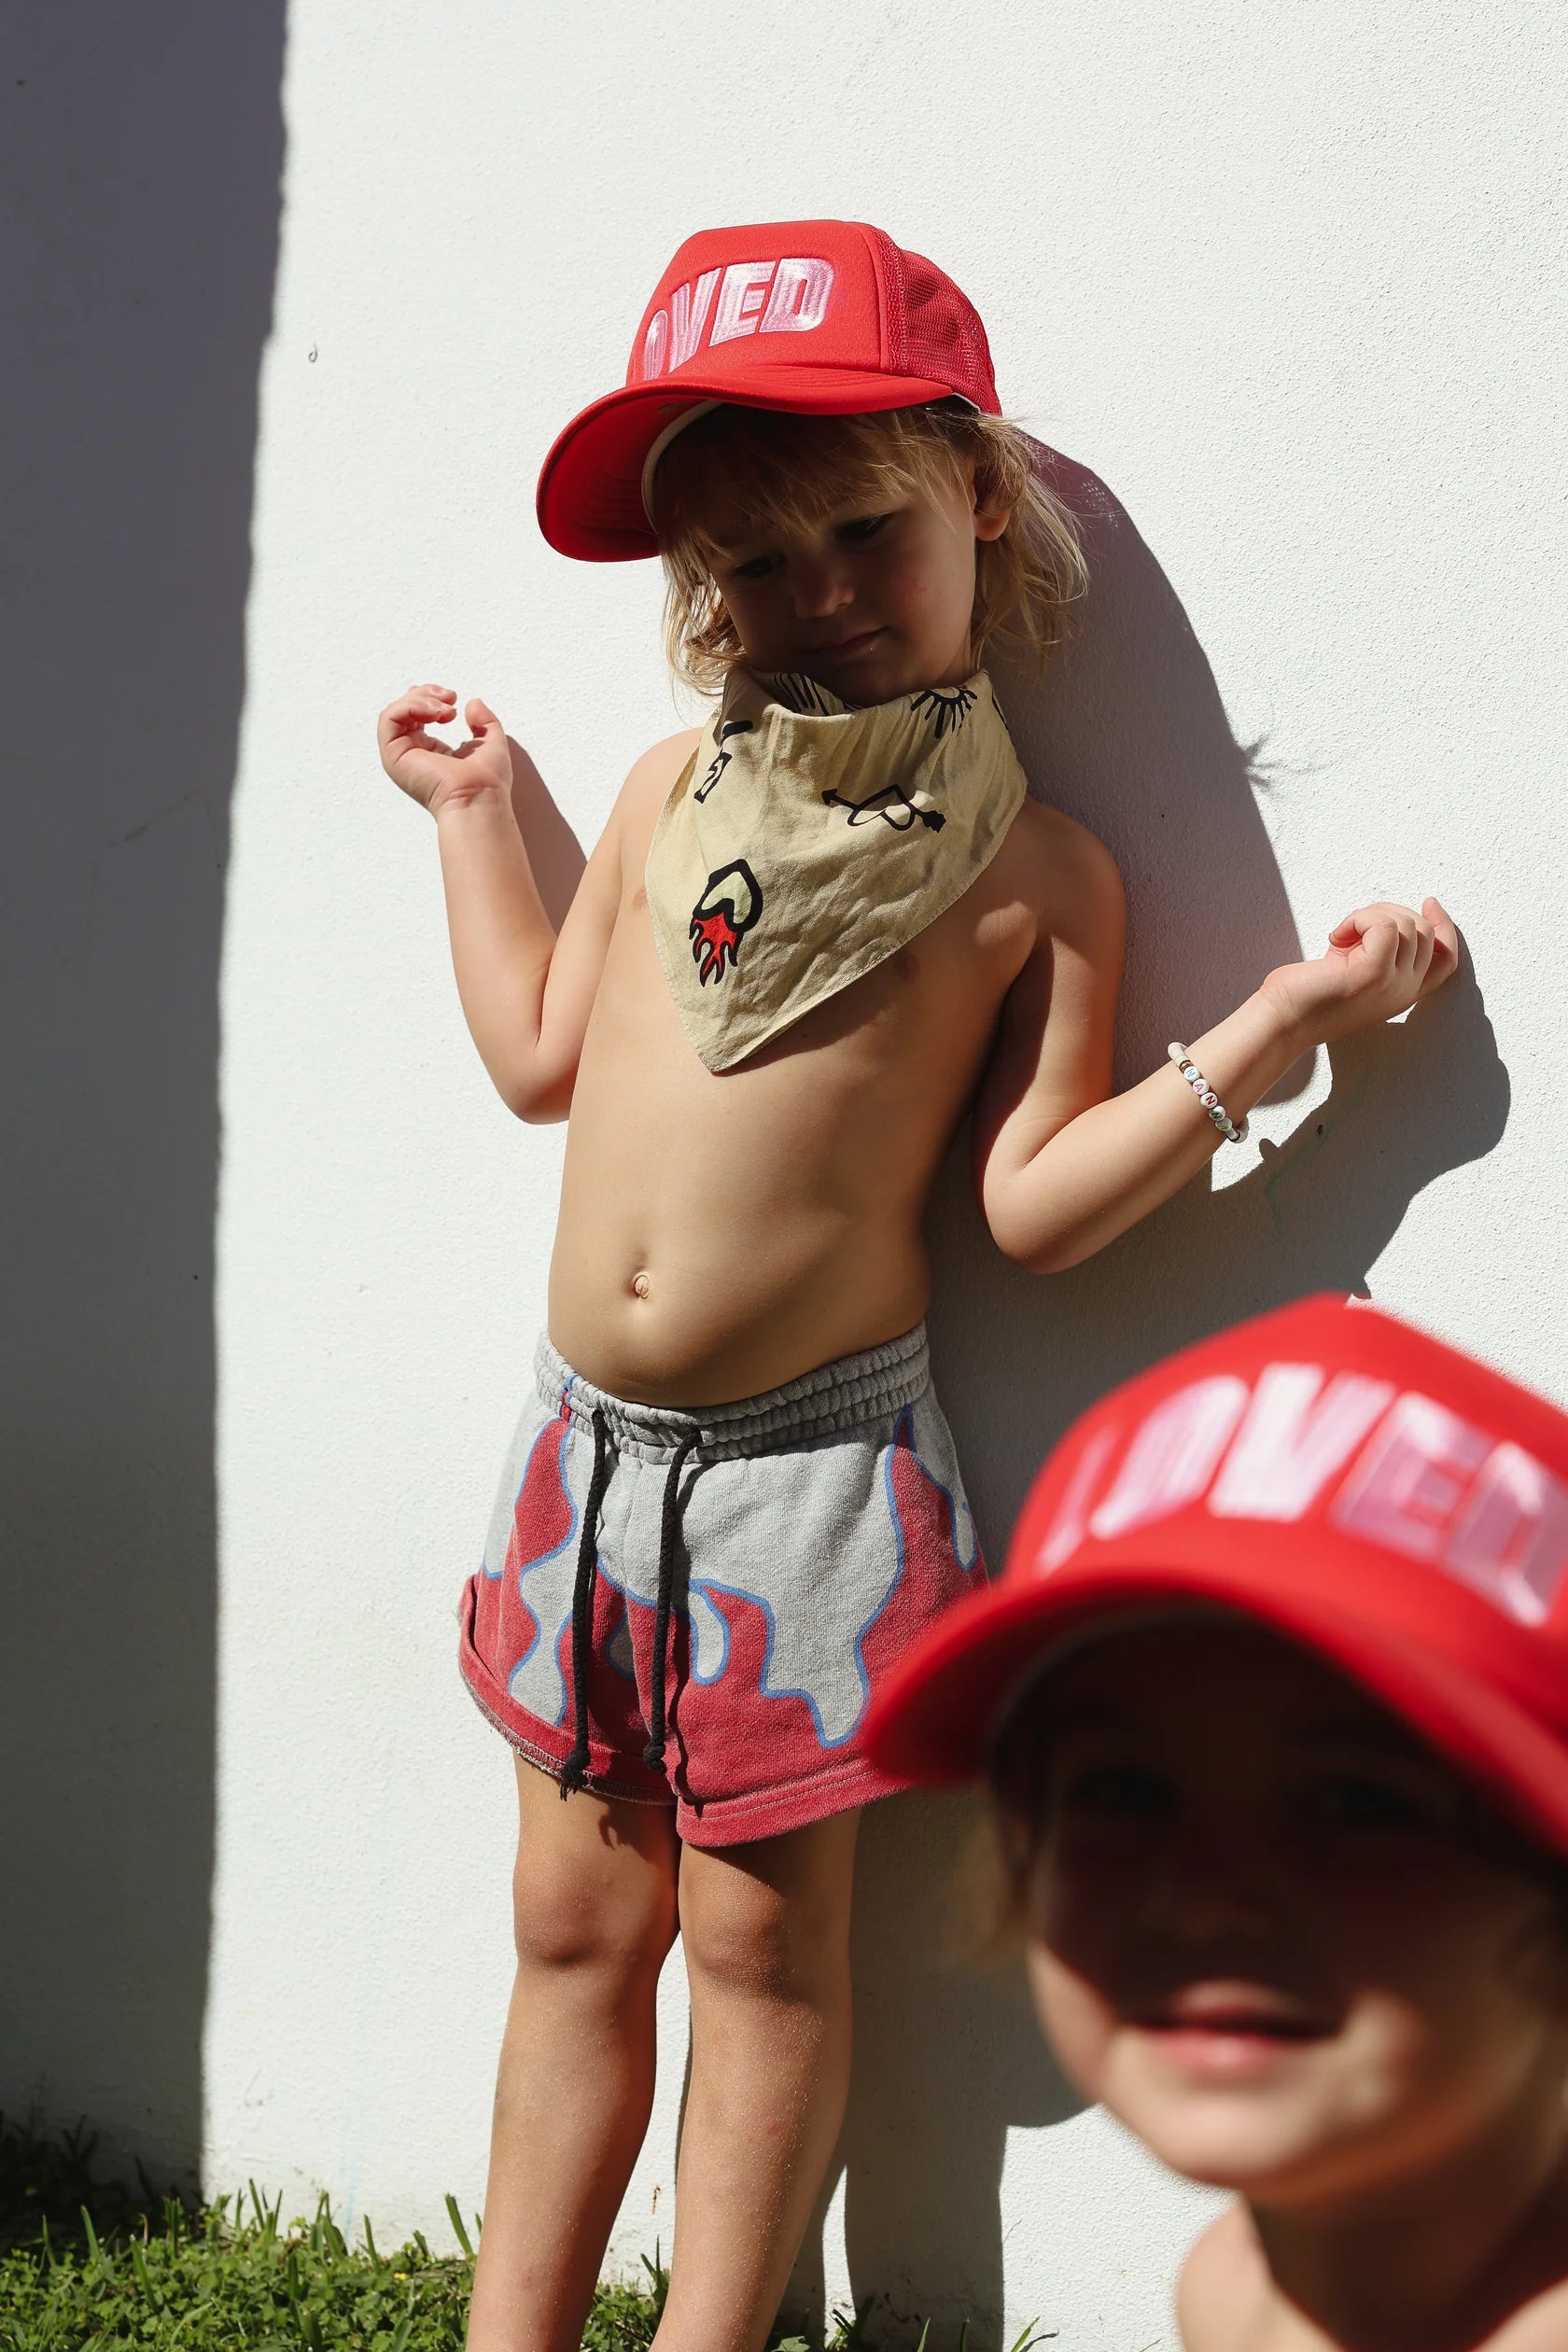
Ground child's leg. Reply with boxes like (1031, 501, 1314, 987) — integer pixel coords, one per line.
(653, 1809, 861, 2352)
(467, 1757, 680, 2352)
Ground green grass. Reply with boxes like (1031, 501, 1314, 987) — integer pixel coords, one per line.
(0, 2118, 1056, 2350)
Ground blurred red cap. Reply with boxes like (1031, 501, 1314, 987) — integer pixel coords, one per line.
(864, 1295, 1568, 1857)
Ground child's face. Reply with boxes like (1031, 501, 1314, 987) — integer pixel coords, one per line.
(697, 463, 1009, 707)
(1010, 1617, 1568, 2208)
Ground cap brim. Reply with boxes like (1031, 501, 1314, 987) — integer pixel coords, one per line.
(862, 1543, 1568, 1859)
(537, 368, 959, 561)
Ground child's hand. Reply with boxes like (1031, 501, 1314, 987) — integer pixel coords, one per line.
(377, 685, 512, 815)
(1262, 898, 1459, 1046)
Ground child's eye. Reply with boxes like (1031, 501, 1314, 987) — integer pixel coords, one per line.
(1298, 1774, 1433, 1832)
(836, 513, 893, 545)
(731, 553, 779, 582)
(1061, 1762, 1174, 1821)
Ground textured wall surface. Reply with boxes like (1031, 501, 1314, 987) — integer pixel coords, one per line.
(16, 2, 1564, 2345)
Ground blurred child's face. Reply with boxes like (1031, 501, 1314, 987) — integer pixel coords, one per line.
(697, 464, 1010, 707)
(1008, 1617, 1568, 2208)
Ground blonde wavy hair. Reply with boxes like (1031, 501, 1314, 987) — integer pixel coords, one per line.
(648, 399, 1086, 699)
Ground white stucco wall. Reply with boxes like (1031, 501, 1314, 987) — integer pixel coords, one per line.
(189, 3, 1565, 2345)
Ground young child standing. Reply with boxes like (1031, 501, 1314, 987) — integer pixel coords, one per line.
(867, 1296, 1568, 2350)
(377, 221, 1455, 2352)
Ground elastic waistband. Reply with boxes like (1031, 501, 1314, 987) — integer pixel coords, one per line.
(534, 1323, 930, 1463)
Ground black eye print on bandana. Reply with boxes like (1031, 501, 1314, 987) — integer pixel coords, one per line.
(908, 684, 976, 739)
(767, 672, 833, 714)
(693, 718, 753, 805)
(821, 784, 946, 834)
(689, 860, 763, 985)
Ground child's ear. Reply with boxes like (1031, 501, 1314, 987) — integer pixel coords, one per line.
(970, 465, 1014, 544)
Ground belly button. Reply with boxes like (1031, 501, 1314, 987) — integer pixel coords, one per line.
(631, 1271, 651, 1301)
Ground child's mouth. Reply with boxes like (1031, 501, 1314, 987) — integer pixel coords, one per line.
(1132, 1983, 1333, 2079)
(806, 627, 885, 662)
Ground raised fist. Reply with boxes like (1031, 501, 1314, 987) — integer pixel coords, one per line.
(1263, 898, 1459, 1046)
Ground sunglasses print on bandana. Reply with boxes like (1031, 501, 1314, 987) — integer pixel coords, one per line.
(821, 782, 946, 834)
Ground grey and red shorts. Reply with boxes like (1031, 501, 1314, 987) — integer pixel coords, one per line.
(458, 1323, 984, 1846)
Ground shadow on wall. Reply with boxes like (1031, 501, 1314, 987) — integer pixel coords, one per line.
(0, 11, 285, 2179)
(807, 456, 1510, 2344)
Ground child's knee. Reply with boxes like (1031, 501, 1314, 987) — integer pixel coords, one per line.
(680, 1867, 849, 2007)
(510, 1828, 677, 1984)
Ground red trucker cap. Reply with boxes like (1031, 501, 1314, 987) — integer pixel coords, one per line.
(536, 218, 1001, 563)
(863, 1295, 1568, 1857)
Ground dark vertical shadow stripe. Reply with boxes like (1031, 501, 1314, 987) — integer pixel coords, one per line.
(0, 7, 286, 2180)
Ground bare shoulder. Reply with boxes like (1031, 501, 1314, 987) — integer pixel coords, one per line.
(1006, 799, 1126, 952)
(1175, 2208, 1268, 2352)
(590, 725, 703, 879)
(616, 727, 703, 822)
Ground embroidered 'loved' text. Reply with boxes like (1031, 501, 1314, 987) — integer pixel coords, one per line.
(1040, 1361, 1568, 1629)
(640, 258, 835, 380)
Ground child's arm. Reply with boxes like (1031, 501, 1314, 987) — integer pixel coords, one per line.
(378, 685, 654, 1122)
(973, 822, 1458, 1272)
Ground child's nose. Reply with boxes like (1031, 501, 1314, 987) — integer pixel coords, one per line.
(789, 553, 854, 621)
(1141, 1817, 1282, 1944)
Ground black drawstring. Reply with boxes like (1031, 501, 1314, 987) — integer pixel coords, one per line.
(644, 1430, 700, 1772)
(559, 1407, 612, 1800)
(557, 1407, 700, 1798)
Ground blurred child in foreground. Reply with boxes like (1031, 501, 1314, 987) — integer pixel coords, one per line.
(869, 1296, 1568, 2351)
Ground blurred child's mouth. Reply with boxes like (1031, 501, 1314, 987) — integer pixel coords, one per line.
(1131, 1983, 1333, 2077)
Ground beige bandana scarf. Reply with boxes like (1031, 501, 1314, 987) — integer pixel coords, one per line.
(646, 667, 1027, 1072)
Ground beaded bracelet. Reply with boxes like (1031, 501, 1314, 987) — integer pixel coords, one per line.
(1168, 1042, 1249, 1144)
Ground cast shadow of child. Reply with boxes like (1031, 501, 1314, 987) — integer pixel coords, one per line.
(805, 454, 1510, 2345)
